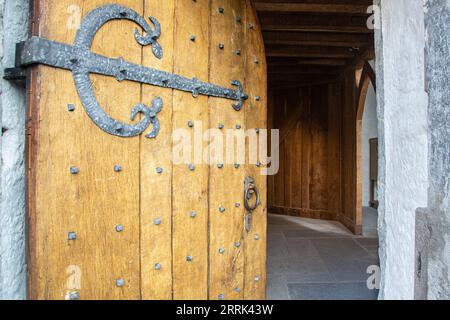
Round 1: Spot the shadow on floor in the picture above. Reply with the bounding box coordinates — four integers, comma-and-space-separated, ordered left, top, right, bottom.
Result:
267, 214, 380, 300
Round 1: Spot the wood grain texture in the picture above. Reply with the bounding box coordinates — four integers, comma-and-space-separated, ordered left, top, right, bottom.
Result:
28, 0, 267, 300
268, 82, 359, 225
29, 0, 143, 300
243, 0, 267, 300
172, 0, 210, 300
208, 0, 247, 300
141, 0, 175, 300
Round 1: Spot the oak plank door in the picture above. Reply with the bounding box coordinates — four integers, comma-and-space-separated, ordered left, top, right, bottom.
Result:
27, 0, 267, 300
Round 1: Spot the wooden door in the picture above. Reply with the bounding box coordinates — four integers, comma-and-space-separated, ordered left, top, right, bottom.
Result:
27, 0, 266, 300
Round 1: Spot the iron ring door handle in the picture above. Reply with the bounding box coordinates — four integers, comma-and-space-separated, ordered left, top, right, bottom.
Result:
244, 176, 261, 212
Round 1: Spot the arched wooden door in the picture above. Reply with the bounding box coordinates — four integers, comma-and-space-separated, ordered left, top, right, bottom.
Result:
27, 0, 267, 300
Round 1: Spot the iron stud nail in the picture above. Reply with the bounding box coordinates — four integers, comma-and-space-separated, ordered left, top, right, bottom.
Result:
234, 242, 241, 248
186, 255, 193, 262
116, 224, 124, 232
69, 57, 78, 64
219, 206, 225, 213
219, 43, 225, 50
256, 128, 260, 134
154, 218, 161, 226
219, 247, 225, 254
188, 164, 196, 171
218, 7, 224, 14
254, 234, 260, 240
218, 294, 225, 300
156, 167, 163, 174
67, 104, 75, 112
68, 232, 77, 241
119, 11, 127, 17
155, 263, 162, 270
236, 16, 242, 23
70, 166, 79, 175
116, 279, 125, 287
256, 161, 262, 167
190, 211, 197, 218
234, 287, 241, 293
249, 23, 255, 30
255, 96, 261, 101
217, 163, 224, 169
235, 50, 241, 56
236, 124, 242, 129
234, 164, 240, 169
254, 276, 260, 282
187, 121, 194, 128
218, 123, 224, 129
114, 165, 122, 172
190, 35, 196, 42
254, 58, 259, 64
235, 203, 241, 208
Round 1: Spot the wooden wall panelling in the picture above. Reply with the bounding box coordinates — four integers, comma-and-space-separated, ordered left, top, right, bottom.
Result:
300, 87, 312, 214
267, 81, 352, 223
267, 89, 275, 208
327, 83, 342, 215
309, 85, 329, 215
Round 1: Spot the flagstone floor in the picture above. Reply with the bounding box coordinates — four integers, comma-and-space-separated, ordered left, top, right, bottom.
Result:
266, 209, 380, 300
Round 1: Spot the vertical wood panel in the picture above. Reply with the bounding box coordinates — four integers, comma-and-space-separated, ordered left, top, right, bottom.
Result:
209, 0, 246, 300
309, 86, 328, 211
141, 0, 175, 300
268, 82, 353, 223
301, 88, 311, 211
29, 0, 143, 300
172, 0, 210, 300
327, 83, 342, 214
244, 0, 267, 299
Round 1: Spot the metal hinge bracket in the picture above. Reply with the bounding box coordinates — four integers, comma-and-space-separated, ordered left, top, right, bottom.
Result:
4, 4, 248, 139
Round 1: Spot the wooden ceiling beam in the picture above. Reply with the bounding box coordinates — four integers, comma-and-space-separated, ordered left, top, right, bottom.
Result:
263, 31, 372, 48
254, 3, 370, 14
259, 13, 372, 33
266, 45, 356, 58
268, 65, 341, 75
268, 73, 337, 82
267, 58, 349, 66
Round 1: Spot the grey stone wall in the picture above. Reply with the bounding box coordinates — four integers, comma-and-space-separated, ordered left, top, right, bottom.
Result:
425, 0, 450, 300
0, 0, 29, 300
375, 0, 428, 299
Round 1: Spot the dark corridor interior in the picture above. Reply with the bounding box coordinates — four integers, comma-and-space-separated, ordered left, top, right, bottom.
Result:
254, 0, 379, 300
254, 0, 375, 234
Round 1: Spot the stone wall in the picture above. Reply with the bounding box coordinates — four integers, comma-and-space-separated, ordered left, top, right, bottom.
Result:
375, 0, 428, 299
0, 0, 29, 300
424, 0, 450, 300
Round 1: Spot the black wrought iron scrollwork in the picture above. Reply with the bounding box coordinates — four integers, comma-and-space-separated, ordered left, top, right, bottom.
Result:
15, 4, 249, 139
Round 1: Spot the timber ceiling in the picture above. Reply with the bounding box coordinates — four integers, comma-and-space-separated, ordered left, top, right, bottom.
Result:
253, 0, 375, 88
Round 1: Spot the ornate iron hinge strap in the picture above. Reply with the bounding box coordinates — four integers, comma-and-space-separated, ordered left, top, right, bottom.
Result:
16, 4, 248, 138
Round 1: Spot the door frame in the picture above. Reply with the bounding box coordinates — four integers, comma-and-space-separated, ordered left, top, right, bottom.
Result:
356, 61, 376, 235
